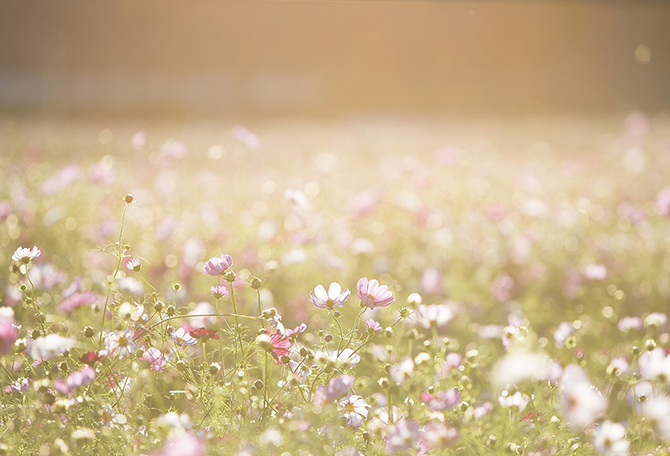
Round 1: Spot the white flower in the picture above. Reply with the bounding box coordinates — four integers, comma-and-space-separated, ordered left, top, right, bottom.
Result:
491, 351, 549, 390
390, 357, 415, 385
12, 246, 41, 263
339, 395, 370, 429
158, 411, 192, 430
188, 302, 217, 329
498, 391, 529, 412
593, 420, 629, 456
640, 395, 670, 440
560, 366, 607, 430
310, 282, 351, 309
126, 258, 142, 272
104, 330, 136, 358
639, 348, 670, 383
117, 302, 144, 321
315, 348, 361, 368
28, 334, 75, 360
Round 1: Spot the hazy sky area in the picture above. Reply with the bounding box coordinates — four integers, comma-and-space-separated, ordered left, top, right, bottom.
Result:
0, 0, 669, 117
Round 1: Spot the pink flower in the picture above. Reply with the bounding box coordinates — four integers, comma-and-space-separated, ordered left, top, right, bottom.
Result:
257, 328, 291, 365
171, 327, 197, 346
142, 347, 166, 372
310, 282, 351, 309
365, 319, 382, 333
161, 432, 205, 456
339, 395, 370, 429
210, 285, 228, 299
0, 317, 18, 356
57, 291, 99, 313
202, 254, 233, 276
583, 264, 607, 281
656, 186, 670, 216
357, 278, 394, 309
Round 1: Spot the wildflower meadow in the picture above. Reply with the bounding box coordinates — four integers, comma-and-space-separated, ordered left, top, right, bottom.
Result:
2, 113, 670, 455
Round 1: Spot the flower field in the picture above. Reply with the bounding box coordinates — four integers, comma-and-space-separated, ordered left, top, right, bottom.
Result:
2, 113, 670, 455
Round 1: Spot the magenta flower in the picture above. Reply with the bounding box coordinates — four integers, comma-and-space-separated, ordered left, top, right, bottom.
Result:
203, 254, 233, 276
310, 282, 351, 309
357, 278, 394, 309
142, 347, 166, 372
258, 328, 291, 365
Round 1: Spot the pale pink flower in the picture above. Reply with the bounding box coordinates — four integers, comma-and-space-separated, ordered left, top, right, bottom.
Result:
420, 267, 443, 295
425, 388, 460, 411
365, 319, 382, 333
0, 317, 18, 356
617, 316, 642, 332
126, 258, 142, 272
357, 278, 394, 309
583, 264, 607, 280
414, 304, 453, 329
210, 285, 228, 299
202, 254, 233, 276
560, 365, 607, 430
498, 391, 529, 412
171, 327, 197, 346
310, 282, 351, 309
385, 419, 420, 454
339, 395, 370, 429
161, 432, 205, 456
421, 423, 458, 449
554, 321, 575, 347
104, 330, 136, 358
57, 291, 98, 313
639, 348, 670, 382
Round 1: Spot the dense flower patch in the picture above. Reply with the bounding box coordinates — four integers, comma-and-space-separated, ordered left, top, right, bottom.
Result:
1, 114, 670, 454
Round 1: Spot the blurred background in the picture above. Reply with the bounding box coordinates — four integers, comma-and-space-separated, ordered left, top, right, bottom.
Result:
1, 0, 669, 118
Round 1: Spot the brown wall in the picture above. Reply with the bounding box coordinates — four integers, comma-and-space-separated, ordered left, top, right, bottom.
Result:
0, 0, 669, 115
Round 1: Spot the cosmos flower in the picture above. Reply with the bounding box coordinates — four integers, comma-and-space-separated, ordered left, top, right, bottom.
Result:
171, 327, 197, 346
210, 285, 228, 299
28, 334, 75, 360
257, 328, 291, 365
189, 328, 219, 341
104, 330, 136, 359
357, 278, 394, 309
0, 317, 18, 356
639, 348, 670, 382
142, 347, 166, 372
126, 258, 142, 272
202, 254, 233, 276
498, 391, 529, 412
339, 395, 370, 429
365, 319, 382, 333
592, 420, 629, 456
12, 246, 41, 264
80, 351, 104, 365
385, 419, 420, 454
310, 282, 351, 309
161, 432, 205, 456
560, 365, 607, 430
414, 304, 453, 329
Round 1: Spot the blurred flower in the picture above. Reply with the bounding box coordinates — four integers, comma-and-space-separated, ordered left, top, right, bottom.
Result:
390, 357, 415, 385
385, 419, 420, 454
583, 264, 607, 281
592, 420, 629, 456
117, 301, 145, 321
640, 395, 670, 440
617, 316, 642, 332
28, 334, 75, 360
639, 348, 670, 382
12, 246, 41, 264
161, 432, 204, 456
357, 278, 394, 309
421, 423, 458, 448
80, 351, 104, 365
554, 322, 575, 347
142, 347, 166, 372
414, 304, 453, 329
188, 302, 217, 329
310, 282, 351, 309
315, 348, 361, 368
420, 267, 443, 295
491, 351, 549, 390
644, 312, 667, 328
189, 328, 219, 341
424, 388, 460, 411
55, 366, 96, 394
57, 291, 99, 313
498, 391, 529, 412
560, 365, 607, 430
233, 125, 261, 150
203, 254, 233, 276
0, 317, 18, 356
171, 327, 197, 346
104, 330, 136, 358
656, 186, 670, 216
339, 395, 370, 429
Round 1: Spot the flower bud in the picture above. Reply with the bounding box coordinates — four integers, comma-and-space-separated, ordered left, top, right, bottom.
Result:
83, 327, 95, 338
209, 363, 221, 375
250, 277, 263, 289
224, 271, 237, 283
123, 194, 134, 204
